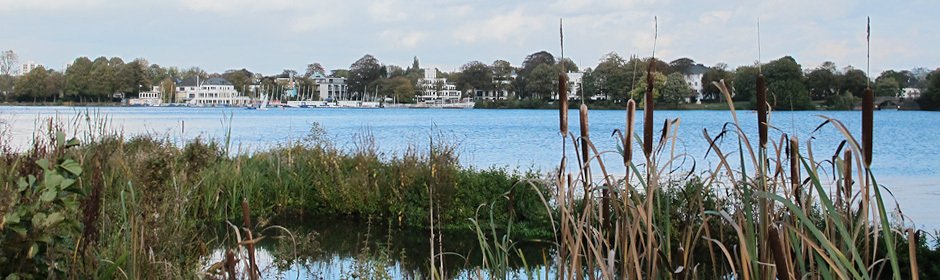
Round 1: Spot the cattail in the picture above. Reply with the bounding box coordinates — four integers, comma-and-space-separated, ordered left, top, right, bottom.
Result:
757, 74, 768, 147
768, 225, 792, 280
579, 104, 591, 189
843, 150, 853, 204
643, 63, 655, 158
790, 136, 801, 206
862, 88, 873, 166
624, 99, 636, 168
559, 74, 569, 135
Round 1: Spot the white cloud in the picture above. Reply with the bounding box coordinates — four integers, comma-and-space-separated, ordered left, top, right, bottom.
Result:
0, 0, 105, 12
454, 9, 547, 44
368, 0, 409, 22
379, 30, 427, 49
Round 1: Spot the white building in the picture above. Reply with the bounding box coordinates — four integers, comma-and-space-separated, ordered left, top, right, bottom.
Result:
129, 85, 164, 106
312, 73, 348, 101
901, 87, 921, 99
19, 61, 42, 76
682, 64, 708, 103
176, 77, 250, 106
416, 68, 462, 104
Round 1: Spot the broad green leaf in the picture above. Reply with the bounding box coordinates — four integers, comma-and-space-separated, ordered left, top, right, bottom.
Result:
60, 159, 82, 176
36, 158, 50, 170
66, 137, 80, 148
40, 189, 57, 202
10, 225, 27, 237
27, 175, 36, 187
17, 177, 28, 192
5, 273, 21, 280
43, 212, 65, 228
44, 173, 64, 190
32, 213, 47, 228
56, 131, 66, 148
59, 178, 76, 189
4, 211, 21, 225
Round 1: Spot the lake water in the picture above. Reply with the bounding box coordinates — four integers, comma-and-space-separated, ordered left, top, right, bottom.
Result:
2, 106, 939, 229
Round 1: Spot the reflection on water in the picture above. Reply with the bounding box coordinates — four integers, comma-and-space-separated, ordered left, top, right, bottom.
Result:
204, 217, 553, 279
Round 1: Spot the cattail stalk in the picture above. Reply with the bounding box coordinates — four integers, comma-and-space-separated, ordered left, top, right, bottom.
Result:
757, 74, 768, 147
580, 104, 591, 189
625, 99, 636, 169
643, 63, 654, 158
843, 150, 853, 207
559, 74, 569, 135
241, 200, 259, 280
862, 88, 873, 166
790, 136, 801, 206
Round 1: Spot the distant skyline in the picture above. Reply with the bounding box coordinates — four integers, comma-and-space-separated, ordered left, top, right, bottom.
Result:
2, 0, 938, 76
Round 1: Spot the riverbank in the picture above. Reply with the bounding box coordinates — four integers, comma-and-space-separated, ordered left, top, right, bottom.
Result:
474, 99, 755, 110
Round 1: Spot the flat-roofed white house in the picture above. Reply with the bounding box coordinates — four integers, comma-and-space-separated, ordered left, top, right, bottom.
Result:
312, 73, 348, 101
682, 64, 708, 103
416, 68, 462, 104
176, 77, 250, 106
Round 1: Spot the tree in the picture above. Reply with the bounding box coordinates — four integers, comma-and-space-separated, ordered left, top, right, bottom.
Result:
592, 52, 629, 100
840, 68, 869, 98
806, 67, 837, 100
1, 50, 18, 76
456, 61, 492, 91
89, 57, 115, 100
527, 64, 557, 100
874, 77, 901, 97
13, 66, 49, 101
305, 63, 326, 78
917, 69, 940, 110
65, 57, 93, 101
668, 58, 695, 75
521, 51, 556, 77
768, 79, 813, 110
627, 71, 666, 101
117, 59, 149, 97
222, 69, 253, 94
491, 60, 514, 98
557, 58, 579, 73
330, 69, 349, 78
732, 65, 759, 102
348, 54, 383, 94
701, 63, 732, 102
381, 76, 415, 103
762, 56, 811, 110
661, 72, 691, 107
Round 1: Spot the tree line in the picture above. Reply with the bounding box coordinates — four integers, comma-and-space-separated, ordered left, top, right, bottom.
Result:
2, 49, 939, 110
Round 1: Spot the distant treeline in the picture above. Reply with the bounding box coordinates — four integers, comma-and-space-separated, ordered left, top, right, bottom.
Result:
2, 49, 940, 110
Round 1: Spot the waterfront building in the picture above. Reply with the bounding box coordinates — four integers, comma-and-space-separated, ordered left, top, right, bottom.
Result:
129, 85, 164, 106
176, 77, 250, 106
312, 73, 348, 101
682, 64, 708, 103
416, 68, 462, 104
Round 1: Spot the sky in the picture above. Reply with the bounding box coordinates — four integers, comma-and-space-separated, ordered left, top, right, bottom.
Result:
2, 0, 937, 76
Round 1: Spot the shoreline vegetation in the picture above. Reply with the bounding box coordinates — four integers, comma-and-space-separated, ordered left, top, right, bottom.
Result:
3, 83, 940, 279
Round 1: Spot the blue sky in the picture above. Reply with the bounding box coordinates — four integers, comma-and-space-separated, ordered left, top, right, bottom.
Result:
2, 0, 937, 76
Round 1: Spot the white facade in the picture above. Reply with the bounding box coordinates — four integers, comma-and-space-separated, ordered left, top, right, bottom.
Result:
683, 65, 708, 103
129, 85, 164, 106
176, 77, 250, 106
19, 61, 42, 76
416, 68, 462, 104
902, 87, 921, 99
312, 74, 348, 101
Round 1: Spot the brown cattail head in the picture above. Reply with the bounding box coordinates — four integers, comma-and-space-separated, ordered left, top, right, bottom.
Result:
843, 149, 853, 203
790, 136, 801, 205
862, 87, 873, 166
757, 74, 768, 147
625, 99, 636, 168
559, 74, 569, 136
579, 104, 590, 166
768, 225, 792, 280
644, 62, 655, 158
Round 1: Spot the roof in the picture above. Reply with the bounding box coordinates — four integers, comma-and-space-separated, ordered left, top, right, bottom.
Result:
687, 64, 708, 75
178, 77, 197, 87
204, 77, 232, 86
